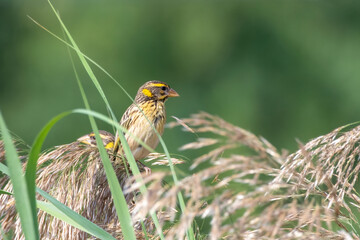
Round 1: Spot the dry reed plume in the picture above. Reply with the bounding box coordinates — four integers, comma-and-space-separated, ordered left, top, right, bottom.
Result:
128, 112, 360, 239
0, 136, 29, 191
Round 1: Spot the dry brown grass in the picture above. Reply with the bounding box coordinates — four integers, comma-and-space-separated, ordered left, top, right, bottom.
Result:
1, 113, 360, 239
128, 112, 360, 239
0, 132, 180, 239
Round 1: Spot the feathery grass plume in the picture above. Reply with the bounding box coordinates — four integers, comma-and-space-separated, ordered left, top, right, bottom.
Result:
130, 112, 359, 239
0, 135, 30, 165
0, 140, 4, 162
0, 131, 152, 239
0, 140, 8, 189
0, 136, 30, 191
273, 124, 360, 235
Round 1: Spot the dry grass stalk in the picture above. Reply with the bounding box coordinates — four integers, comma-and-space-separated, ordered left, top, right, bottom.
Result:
144, 153, 185, 166
130, 112, 360, 239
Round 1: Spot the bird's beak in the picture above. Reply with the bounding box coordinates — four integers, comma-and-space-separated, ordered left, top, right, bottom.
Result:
168, 88, 180, 97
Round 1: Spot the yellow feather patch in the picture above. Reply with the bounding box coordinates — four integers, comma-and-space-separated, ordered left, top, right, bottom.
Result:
80, 140, 91, 145
142, 88, 153, 97
105, 142, 114, 149
149, 83, 167, 87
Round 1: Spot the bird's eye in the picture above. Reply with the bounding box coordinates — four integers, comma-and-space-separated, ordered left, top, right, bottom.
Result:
161, 86, 167, 91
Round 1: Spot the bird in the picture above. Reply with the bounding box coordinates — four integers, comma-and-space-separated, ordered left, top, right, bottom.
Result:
77, 130, 115, 150
112, 80, 179, 169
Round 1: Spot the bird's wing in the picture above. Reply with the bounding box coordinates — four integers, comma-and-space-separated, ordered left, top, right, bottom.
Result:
113, 104, 139, 159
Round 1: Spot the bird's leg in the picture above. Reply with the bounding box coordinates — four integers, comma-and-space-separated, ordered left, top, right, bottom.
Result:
137, 161, 152, 175
112, 134, 120, 162
144, 166, 152, 175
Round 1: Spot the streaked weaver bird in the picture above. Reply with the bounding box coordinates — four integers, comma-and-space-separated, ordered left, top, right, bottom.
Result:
112, 81, 179, 169
77, 130, 115, 150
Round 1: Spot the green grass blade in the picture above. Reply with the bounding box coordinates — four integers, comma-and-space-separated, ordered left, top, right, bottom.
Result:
0, 190, 12, 196
47, 0, 115, 121
36, 189, 116, 240
64, 44, 137, 239
65, 51, 137, 240
0, 113, 39, 240
88, 123, 137, 240
0, 162, 9, 175
25, 111, 71, 234
158, 139, 195, 240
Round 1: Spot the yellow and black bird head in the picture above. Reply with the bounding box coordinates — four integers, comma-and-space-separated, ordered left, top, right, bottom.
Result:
135, 80, 179, 103
77, 130, 115, 150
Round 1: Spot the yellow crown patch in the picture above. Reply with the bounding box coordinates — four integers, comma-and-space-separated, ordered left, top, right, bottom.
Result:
149, 83, 167, 87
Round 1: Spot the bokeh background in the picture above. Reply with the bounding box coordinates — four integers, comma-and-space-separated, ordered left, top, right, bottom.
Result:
1, 1, 360, 157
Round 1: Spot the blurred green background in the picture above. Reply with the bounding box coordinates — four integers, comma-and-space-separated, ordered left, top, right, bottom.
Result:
1, 1, 360, 155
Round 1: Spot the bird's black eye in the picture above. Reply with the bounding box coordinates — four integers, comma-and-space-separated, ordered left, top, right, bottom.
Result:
161, 86, 167, 91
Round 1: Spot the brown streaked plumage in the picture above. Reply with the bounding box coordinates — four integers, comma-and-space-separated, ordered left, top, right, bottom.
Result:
113, 80, 179, 163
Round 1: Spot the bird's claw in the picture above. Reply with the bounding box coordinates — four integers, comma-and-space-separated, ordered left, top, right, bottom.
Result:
144, 166, 152, 175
